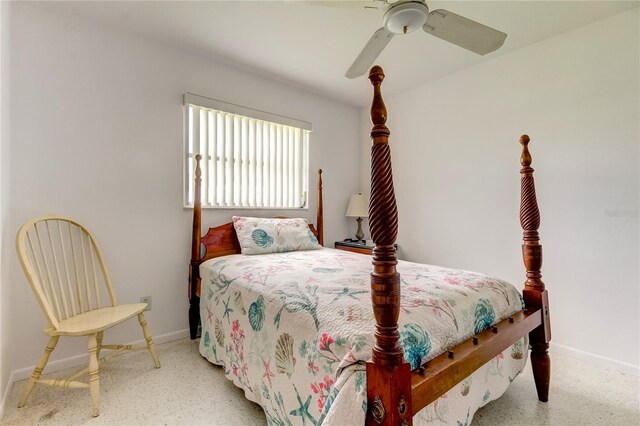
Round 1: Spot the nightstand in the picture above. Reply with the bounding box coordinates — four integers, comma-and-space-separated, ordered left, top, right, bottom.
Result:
334, 240, 374, 255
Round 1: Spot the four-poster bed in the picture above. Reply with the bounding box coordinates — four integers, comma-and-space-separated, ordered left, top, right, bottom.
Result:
187, 65, 551, 425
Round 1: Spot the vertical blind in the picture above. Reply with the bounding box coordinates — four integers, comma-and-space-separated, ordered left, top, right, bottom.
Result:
184, 94, 311, 209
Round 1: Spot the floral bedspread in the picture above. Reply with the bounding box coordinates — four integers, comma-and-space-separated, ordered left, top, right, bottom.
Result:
199, 248, 527, 425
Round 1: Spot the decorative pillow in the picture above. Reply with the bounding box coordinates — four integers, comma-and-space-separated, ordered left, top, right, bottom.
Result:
232, 216, 322, 255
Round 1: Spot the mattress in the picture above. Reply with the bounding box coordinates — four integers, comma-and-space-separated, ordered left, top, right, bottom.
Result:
199, 248, 528, 425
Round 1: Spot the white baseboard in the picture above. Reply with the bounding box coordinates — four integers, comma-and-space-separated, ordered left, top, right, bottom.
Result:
550, 342, 639, 376
0, 370, 15, 421
0, 328, 189, 420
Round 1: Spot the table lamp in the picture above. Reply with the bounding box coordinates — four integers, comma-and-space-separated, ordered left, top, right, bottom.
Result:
346, 193, 369, 243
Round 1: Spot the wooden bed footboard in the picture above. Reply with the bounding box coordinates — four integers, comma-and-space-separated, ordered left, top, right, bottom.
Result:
364, 67, 551, 425
188, 157, 325, 339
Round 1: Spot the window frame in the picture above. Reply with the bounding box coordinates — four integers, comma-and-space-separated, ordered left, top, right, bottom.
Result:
183, 93, 312, 210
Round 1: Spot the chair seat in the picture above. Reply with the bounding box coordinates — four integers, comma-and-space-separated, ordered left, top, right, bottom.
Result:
46, 303, 147, 336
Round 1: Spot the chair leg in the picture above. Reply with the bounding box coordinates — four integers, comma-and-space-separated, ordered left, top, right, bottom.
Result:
96, 331, 104, 361
18, 335, 60, 408
138, 313, 160, 368
88, 334, 100, 417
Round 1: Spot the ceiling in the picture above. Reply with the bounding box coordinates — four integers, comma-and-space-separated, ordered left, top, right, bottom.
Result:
32, 0, 639, 107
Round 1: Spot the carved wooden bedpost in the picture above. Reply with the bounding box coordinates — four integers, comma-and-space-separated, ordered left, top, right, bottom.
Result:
317, 169, 324, 246
366, 66, 413, 426
188, 154, 203, 339
519, 135, 551, 401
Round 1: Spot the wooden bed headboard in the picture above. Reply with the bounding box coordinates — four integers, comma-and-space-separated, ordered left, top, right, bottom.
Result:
187, 155, 324, 338
197, 220, 322, 263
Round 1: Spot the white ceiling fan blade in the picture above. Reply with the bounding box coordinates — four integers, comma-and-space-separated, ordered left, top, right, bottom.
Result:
346, 27, 394, 79
423, 9, 507, 55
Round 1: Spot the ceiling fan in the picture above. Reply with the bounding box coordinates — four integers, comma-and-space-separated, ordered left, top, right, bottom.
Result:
344, 0, 507, 79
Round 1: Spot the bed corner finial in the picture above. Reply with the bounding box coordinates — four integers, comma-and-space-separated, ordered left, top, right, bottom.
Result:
368, 66, 389, 141
520, 134, 532, 167
195, 154, 203, 181
368, 65, 385, 85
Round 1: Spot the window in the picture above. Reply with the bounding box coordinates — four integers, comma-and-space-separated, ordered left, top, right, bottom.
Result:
184, 93, 312, 209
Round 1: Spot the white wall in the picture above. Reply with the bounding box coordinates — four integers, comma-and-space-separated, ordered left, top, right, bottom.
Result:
3, 4, 637, 414
359, 8, 639, 370
3, 1, 361, 396
0, 0, 12, 418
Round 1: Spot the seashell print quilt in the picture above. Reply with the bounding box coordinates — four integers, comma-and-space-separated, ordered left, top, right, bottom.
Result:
199, 248, 528, 425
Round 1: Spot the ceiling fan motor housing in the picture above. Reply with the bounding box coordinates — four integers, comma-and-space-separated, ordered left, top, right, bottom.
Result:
383, 0, 429, 34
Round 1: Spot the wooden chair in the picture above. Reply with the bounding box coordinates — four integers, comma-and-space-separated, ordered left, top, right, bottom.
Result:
15, 215, 161, 417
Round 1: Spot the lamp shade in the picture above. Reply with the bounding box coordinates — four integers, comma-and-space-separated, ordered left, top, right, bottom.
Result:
346, 193, 369, 218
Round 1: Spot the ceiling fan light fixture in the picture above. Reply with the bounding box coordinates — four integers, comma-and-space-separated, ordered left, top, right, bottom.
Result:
345, 0, 507, 79
383, 1, 429, 34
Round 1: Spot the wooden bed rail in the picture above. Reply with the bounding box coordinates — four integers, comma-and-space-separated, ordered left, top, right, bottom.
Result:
364, 67, 551, 425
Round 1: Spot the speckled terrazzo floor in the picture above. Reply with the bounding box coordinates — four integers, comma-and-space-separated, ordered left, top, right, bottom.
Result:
1, 338, 638, 425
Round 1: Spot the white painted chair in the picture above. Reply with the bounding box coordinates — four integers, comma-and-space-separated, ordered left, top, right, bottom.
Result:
15, 215, 161, 417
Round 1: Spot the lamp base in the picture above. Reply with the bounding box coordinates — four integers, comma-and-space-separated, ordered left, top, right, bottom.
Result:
354, 217, 365, 242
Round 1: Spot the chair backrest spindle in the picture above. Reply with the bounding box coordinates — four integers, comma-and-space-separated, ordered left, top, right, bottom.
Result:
89, 237, 101, 309
45, 220, 71, 319
34, 224, 63, 320
57, 221, 77, 317
79, 231, 93, 311
67, 222, 84, 313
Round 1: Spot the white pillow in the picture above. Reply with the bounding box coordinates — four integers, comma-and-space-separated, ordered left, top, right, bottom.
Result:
232, 216, 322, 255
